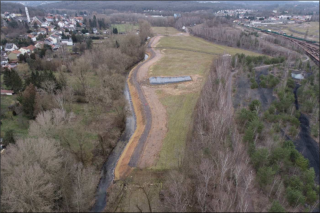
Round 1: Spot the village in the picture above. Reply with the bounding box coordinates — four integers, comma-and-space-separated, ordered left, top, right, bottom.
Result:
0, 7, 114, 72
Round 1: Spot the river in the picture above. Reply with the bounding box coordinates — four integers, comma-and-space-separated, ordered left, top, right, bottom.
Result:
91, 54, 148, 212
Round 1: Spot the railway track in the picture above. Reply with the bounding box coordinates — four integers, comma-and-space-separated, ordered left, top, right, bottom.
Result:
264, 32, 319, 66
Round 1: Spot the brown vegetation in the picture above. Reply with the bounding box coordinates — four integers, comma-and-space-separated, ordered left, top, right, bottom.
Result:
161, 56, 270, 212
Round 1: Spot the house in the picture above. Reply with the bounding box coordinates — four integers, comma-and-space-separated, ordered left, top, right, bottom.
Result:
41, 21, 50, 27
28, 34, 37, 42
31, 16, 43, 27
93, 28, 98, 34
49, 35, 59, 44
45, 16, 54, 22
35, 41, 44, 49
25, 45, 36, 53
52, 44, 60, 50
8, 50, 21, 61
74, 17, 83, 23
48, 25, 56, 32
1, 90, 14, 96
5, 43, 18, 52
61, 38, 73, 46
44, 38, 53, 45
38, 28, 47, 35
58, 21, 65, 28
18, 47, 30, 55
1, 57, 8, 66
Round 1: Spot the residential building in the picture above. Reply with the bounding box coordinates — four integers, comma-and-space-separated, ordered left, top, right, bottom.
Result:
5, 43, 18, 52
1, 90, 14, 96
58, 21, 65, 28
18, 47, 30, 55
8, 50, 21, 61
25, 45, 36, 53
31, 16, 43, 27
28, 34, 37, 42
61, 38, 73, 46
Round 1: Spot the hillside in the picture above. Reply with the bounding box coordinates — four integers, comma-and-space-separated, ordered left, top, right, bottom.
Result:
0, 2, 46, 17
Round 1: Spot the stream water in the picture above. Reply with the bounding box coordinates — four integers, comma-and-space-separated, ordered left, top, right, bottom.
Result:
91, 54, 148, 212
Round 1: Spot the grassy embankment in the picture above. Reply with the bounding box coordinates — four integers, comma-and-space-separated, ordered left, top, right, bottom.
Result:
107, 27, 266, 212
152, 26, 180, 35
149, 29, 263, 169
111, 24, 139, 33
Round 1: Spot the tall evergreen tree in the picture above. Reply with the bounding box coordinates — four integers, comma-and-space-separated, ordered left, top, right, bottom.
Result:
21, 83, 36, 119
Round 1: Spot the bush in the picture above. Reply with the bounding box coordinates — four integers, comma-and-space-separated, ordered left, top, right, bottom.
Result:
295, 155, 309, 171
251, 148, 269, 169
286, 187, 306, 206
243, 127, 255, 143
287, 78, 296, 89
251, 81, 259, 89
269, 105, 276, 114
237, 108, 257, 125
270, 146, 289, 164
3, 130, 15, 146
306, 190, 317, 204
257, 166, 276, 188
289, 126, 298, 137
249, 100, 261, 111
269, 200, 286, 212
286, 175, 303, 191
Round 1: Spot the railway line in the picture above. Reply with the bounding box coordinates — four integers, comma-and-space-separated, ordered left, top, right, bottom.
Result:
274, 34, 319, 66
241, 24, 320, 66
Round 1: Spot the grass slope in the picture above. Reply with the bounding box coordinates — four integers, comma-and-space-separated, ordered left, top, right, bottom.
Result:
151, 35, 263, 169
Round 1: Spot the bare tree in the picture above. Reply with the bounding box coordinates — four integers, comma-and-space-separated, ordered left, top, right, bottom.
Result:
1, 137, 64, 212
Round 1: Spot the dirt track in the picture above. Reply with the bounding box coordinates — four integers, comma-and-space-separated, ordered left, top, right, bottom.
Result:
114, 36, 167, 179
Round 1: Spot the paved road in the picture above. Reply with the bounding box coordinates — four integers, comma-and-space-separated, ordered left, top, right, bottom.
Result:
128, 37, 157, 166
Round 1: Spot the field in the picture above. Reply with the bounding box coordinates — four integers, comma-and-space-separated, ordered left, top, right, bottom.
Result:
0, 95, 29, 139
111, 24, 139, 33
147, 30, 263, 169
151, 27, 180, 36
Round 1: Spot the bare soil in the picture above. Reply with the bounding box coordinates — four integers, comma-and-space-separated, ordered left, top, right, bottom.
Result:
138, 86, 167, 168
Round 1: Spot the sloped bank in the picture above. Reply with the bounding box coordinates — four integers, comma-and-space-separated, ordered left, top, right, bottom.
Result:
91, 54, 149, 212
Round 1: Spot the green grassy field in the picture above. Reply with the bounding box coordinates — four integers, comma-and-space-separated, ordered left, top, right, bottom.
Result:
0, 95, 29, 139
151, 27, 180, 36
157, 36, 263, 56
150, 35, 264, 169
111, 24, 139, 33
150, 49, 214, 77
154, 92, 198, 169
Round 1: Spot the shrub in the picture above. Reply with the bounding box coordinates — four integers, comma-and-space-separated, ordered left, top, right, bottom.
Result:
251, 81, 259, 89
306, 190, 317, 204
287, 78, 296, 89
257, 166, 276, 188
243, 127, 255, 143
289, 126, 298, 137
3, 130, 15, 146
286, 187, 306, 206
295, 155, 309, 171
269, 200, 286, 212
249, 100, 261, 112
251, 148, 269, 169
269, 105, 276, 114
270, 146, 289, 164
